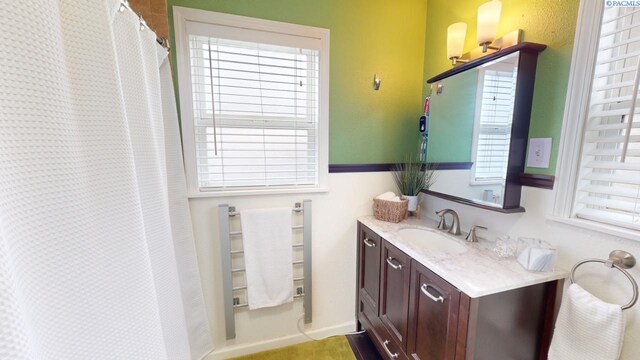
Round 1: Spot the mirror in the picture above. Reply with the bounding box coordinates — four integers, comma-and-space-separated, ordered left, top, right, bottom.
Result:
424, 43, 546, 212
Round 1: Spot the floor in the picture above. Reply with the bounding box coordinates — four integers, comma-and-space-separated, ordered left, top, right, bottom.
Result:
228, 333, 381, 360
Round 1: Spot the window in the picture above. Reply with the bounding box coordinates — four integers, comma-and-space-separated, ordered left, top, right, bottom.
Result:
174, 9, 329, 196
471, 68, 517, 183
555, 1, 640, 236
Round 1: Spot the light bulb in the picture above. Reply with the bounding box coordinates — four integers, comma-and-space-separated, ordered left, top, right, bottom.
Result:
477, 0, 502, 47
447, 22, 467, 60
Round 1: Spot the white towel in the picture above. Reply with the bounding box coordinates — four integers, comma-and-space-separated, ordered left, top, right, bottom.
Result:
548, 284, 625, 360
376, 192, 396, 200
240, 208, 293, 310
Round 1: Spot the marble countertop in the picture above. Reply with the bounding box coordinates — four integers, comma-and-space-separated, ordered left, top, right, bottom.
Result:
358, 216, 568, 298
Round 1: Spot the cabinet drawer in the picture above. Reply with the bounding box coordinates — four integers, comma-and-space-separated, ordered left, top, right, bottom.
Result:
407, 260, 461, 360
364, 310, 409, 360
379, 240, 411, 349
358, 223, 382, 311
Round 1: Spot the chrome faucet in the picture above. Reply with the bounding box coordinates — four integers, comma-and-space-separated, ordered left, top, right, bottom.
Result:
435, 209, 462, 235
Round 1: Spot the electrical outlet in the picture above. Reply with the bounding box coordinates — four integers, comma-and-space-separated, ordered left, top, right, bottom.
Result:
526, 138, 552, 168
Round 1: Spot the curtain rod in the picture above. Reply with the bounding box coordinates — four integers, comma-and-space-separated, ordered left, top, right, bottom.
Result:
118, 0, 170, 51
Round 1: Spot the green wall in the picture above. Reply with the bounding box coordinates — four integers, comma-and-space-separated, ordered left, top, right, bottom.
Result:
422, 0, 580, 175
168, 0, 428, 164
168, 0, 580, 173
427, 69, 478, 162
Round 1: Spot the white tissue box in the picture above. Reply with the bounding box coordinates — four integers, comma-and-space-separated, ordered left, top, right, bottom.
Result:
516, 239, 556, 272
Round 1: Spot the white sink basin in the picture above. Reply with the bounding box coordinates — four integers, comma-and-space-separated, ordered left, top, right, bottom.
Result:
397, 228, 468, 254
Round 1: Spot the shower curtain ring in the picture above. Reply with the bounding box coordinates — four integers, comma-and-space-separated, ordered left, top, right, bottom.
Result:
118, 0, 129, 13
139, 15, 146, 31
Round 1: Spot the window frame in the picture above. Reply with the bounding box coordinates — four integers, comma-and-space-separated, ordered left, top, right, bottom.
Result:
552, 0, 640, 241
173, 7, 330, 197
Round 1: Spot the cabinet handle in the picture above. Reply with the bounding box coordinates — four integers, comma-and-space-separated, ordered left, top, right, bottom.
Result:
386, 257, 403, 270
382, 340, 399, 359
421, 283, 444, 303
363, 238, 376, 248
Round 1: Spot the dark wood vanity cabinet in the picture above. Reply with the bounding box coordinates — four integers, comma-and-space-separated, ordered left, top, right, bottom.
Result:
356, 221, 563, 360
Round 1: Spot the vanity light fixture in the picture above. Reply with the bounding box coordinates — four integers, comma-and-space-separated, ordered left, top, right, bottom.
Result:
446, 0, 521, 67
447, 22, 469, 66
477, 0, 502, 53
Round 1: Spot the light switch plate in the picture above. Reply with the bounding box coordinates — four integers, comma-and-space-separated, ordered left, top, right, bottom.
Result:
526, 138, 552, 168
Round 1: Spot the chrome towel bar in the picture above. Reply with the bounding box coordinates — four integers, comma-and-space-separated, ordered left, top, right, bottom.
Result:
218, 200, 312, 340
229, 225, 304, 236
227, 202, 304, 217
570, 250, 638, 310
230, 243, 304, 255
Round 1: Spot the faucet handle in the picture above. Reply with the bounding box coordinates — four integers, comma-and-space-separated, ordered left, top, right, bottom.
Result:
465, 225, 487, 242
435, 209, 452, 216
435, 210, 448, 230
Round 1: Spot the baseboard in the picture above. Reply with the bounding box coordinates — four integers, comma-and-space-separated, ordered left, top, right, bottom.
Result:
203, 321, 357, 360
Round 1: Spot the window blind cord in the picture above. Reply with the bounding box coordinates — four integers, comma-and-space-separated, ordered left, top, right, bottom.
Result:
207, 39, 218, 155
619, 51, 640, 162
620, 9, 638, 162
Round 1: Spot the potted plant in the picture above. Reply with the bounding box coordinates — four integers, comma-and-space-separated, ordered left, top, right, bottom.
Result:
392, 156, 437, 212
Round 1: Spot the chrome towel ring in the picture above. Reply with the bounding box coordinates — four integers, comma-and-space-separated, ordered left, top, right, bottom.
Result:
570, 250, 638, 310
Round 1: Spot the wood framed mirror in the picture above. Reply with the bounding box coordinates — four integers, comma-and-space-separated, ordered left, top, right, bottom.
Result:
423, 42, 546, 213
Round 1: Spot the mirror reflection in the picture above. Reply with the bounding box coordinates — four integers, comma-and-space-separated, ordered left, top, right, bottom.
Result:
427, 52, 519, 208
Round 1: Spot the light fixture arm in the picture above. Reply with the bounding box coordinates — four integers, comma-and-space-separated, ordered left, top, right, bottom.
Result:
450, 57, 469, 66
448, 29, 522, 67
481, 42, 501, 53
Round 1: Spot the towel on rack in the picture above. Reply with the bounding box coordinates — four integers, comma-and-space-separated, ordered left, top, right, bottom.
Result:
548, 283, 625, 360
240, 207, 293, 310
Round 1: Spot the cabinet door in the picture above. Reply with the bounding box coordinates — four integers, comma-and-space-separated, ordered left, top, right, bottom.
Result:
407, 260, 461, 360
379, 240, 411, 349
357, 223, 382, 312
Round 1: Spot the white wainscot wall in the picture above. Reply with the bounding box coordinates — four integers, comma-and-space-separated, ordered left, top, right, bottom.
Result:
422, 186, 640, 359
189, 172, 396, 359
189, 170, 640, 359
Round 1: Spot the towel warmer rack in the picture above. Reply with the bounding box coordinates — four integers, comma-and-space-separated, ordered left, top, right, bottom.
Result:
218, 200, 312, 340
570, 250, 638, 310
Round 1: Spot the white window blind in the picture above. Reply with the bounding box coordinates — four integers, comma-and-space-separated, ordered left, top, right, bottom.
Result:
187, 33, 320, 190
473, 68, 517, 181
575, 5, 640, 230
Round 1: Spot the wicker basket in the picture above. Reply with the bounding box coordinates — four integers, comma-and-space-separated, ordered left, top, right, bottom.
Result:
373, 198, 408, 223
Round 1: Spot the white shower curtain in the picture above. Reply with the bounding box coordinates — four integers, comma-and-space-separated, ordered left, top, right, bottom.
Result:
0, 1, 212, 359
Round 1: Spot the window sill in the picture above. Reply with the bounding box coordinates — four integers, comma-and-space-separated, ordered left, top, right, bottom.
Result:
547, 216, 640, 242
469, 180, 505, 186
188, 186, 329, 199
